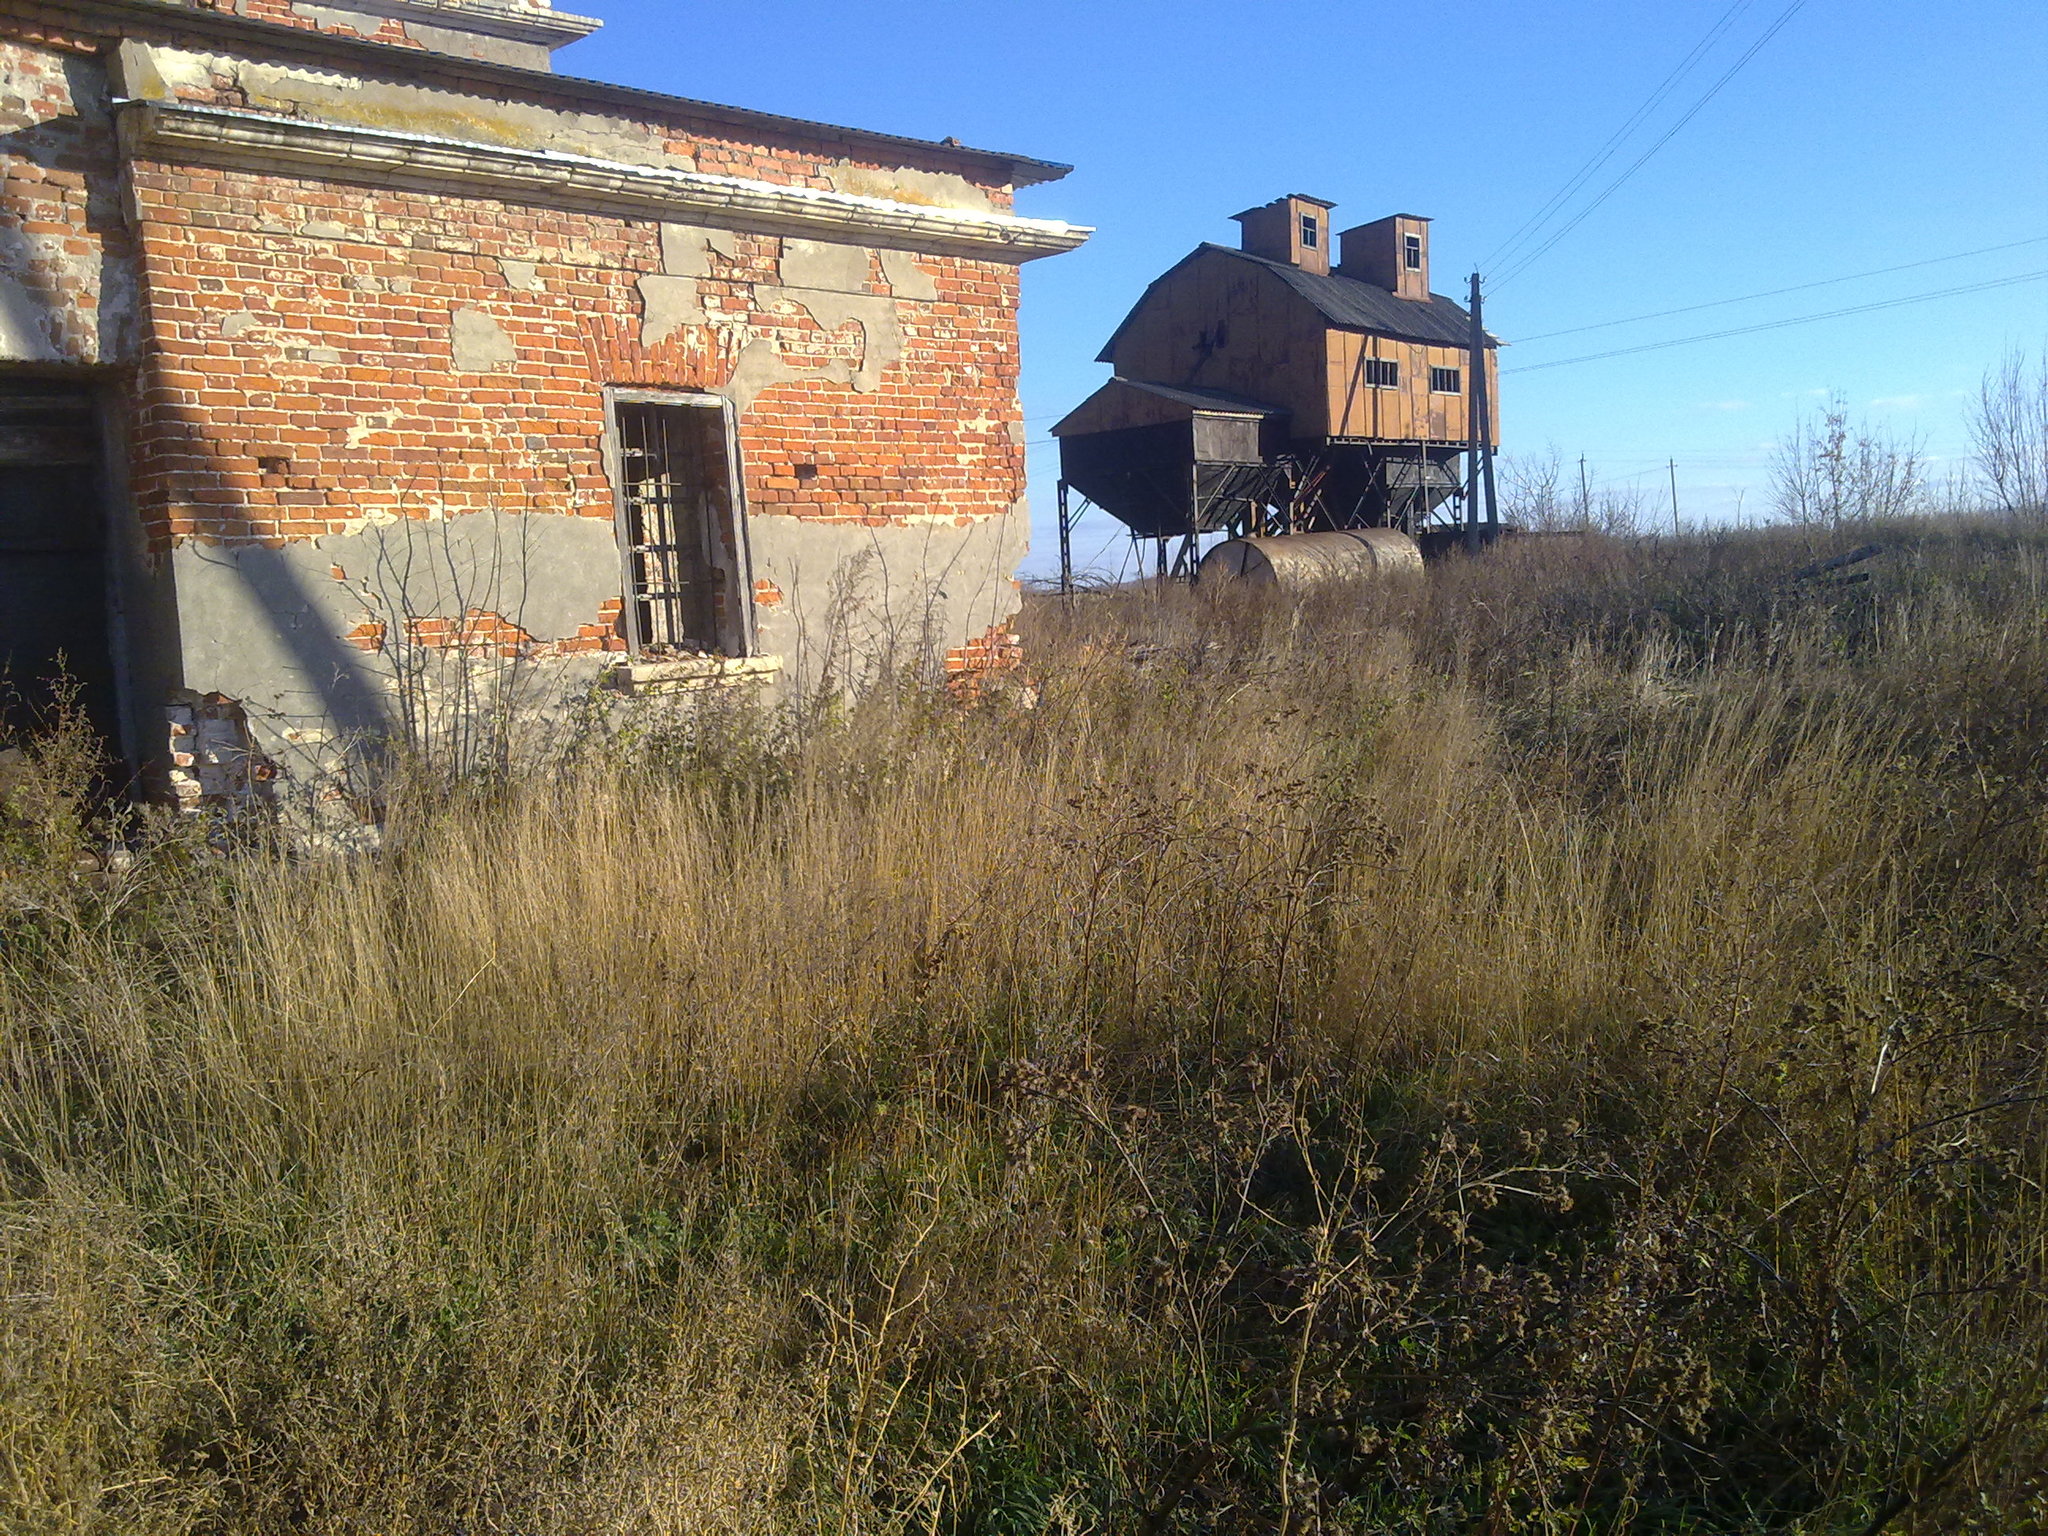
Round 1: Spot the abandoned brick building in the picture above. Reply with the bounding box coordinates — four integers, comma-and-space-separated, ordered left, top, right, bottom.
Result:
0, 0, 1086, 818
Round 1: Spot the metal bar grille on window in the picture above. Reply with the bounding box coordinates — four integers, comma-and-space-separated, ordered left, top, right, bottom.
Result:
617, 403, 723, 653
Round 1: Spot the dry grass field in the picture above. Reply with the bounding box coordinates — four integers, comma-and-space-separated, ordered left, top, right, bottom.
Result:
4, 517, 2047, 1533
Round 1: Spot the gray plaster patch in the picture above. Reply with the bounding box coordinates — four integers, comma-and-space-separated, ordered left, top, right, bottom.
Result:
300, 220, 351, 240
879, 249, 939, 302
660, 225, 716, 278
171, 513, 622, 806
450, 307, 517, 372
714, 337, 853, 418
745, 506, 1028, 697
328, 512, 622, 642
637, 274, 707, 348
218, 310, 263, 338
779, 238, 872, 294
784, 290, 900, 393
500, 259, 542, 292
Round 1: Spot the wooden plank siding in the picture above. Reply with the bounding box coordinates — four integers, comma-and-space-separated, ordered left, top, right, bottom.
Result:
1105, 259, 1331, 436
1326, 335, 1497, 445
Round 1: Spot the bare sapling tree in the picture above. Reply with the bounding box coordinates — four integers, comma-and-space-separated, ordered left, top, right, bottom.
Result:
1770, 392, 1923, 528
1503, 447, 1644, 535
1502, 448, 1569, 530
1971, 346, 2048, 517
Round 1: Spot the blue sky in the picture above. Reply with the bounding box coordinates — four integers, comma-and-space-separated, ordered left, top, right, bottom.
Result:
565, 1, 2048, 573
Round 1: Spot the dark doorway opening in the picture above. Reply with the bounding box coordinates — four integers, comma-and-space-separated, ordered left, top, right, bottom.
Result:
0, 381, 119, 748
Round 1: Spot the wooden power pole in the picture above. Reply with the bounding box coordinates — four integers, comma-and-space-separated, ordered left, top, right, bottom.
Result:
1466, 272, 1497, 551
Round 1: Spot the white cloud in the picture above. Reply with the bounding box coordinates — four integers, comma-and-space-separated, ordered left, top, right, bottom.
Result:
1699, 399, 1751, 412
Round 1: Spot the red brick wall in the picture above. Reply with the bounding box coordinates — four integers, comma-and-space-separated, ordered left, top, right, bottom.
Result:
0, 32, 137, 365
123, 157, 1026, 561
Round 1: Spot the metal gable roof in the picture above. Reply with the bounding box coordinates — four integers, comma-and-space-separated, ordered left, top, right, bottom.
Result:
1107, 380, 1289, 416
1203, 245, 1492, 347
1096, 244, 1497, 361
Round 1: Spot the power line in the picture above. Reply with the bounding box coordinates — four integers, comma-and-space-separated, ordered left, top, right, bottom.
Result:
1503, 266, 2048, 374
1483, 0, 1758, 275
1494, 0, 1815, 290
1511, 233, 2048, 344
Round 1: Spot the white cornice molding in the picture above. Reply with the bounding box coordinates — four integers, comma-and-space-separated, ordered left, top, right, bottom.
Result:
118, 101, 1093, 264
295, 0, 604, 47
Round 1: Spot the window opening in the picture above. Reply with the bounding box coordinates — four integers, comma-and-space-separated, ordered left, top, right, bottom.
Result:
612, 398, 742, 655
1363, 357, 1400, 389
1403, 233, 1423, 270
1299, 215, 1320, 250
1430, 365, 1462, 394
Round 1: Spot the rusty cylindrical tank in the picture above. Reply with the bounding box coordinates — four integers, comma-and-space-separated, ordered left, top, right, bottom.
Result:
1197, 528, 1425, 590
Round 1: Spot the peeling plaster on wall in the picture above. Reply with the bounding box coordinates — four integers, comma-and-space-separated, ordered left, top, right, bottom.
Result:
878, 249, 938, 302
745, 503, 1027, 697
499, 258, 542, 292
781, 289, 898, 394
778, 237, 872, 294
637, 273, 708, 348
130, 44, 683, 168
827, 163, 996, 214
0, 49, 136, 365
170, 511, 621, 794
659, 223, 737, 278
642, 226, 753, 346
178, 510, 620, 650
218, 309, 264, 337
713, 336, 853, 417
450, 307, 517, 371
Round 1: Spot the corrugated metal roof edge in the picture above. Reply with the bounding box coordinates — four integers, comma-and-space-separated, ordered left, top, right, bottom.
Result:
48, 0, 1073, 188
1051, 378, 1291, 435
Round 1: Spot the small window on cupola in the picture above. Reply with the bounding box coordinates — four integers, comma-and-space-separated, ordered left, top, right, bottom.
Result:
1404, 233, 1423, 271
1300, 214, 1320, 250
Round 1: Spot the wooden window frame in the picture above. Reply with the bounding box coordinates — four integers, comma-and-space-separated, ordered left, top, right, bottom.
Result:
1299, 214, 1320, 250
1403, 233, 1423, 271
1364, 357, 1400, 390
1429, 365, 1462, 395
602, 387, 757, 659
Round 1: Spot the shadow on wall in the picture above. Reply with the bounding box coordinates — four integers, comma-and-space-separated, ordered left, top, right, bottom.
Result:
145, 394, 624, 828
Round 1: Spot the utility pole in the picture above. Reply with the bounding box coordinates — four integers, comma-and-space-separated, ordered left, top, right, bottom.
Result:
1057, 480, 1073, 597
1578, 455, 1591, 523
1466, 271, 1495, 552
1667, 459, 1680, 539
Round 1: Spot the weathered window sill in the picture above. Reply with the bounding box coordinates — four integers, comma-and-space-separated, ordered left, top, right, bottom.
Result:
601, 655, 784, 696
